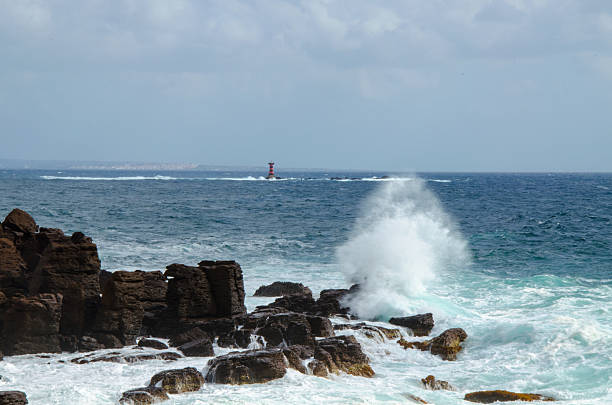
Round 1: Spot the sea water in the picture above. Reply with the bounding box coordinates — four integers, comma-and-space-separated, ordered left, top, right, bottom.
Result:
0, 170, 610, 404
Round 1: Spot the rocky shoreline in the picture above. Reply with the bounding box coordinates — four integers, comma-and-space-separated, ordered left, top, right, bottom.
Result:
0, 209, 555, 404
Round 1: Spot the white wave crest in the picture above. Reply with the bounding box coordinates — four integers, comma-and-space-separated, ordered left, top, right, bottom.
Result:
41, 175, 179, 181
336, 177, 470, 320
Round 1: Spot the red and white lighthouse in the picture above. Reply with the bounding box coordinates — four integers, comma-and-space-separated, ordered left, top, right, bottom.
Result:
266, 162, 275, 179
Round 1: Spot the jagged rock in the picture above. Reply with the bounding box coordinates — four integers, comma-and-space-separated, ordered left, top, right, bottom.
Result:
421, 375, 455, 391
398, 338, 431, 351
389, 313, 434, 336
23, 227, 101, 337
282, 347, 307, 373
256, 292, 316, 314
0, 391, 28, 405
71, 351, 181, 364
198, 260, 246, 317
138, 271, 167, 336
334, 323, 400, 341
430, 328, 467, 361
138, 339, 168, 350
2, 209, 37, 235
0, 238, 27, 297
78, 336, 105, 352
177, 337, 214, 357
1, 293, 63, 355
253, 281, 312, 297
253, 312, 315, 348
98, 270, 113, 292
217, 328, 254, 349
149, 367, 204, 394
315, 335, 374, 377
119, 386, 169, 404
168, 327, 210, 347
93, 271, 144, 346
305, 315, 334, 337
205, 349, 288, 384
314, 284, 360, 316
308, 360, 328, 377
464, 390, 555, 403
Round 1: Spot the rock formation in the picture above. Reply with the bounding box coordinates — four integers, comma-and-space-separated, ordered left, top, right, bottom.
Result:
464, 390, 555, 403
253, 281, 312, 297
389, 313, 434, 336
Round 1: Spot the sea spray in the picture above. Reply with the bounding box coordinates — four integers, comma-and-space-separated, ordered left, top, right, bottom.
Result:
336, 177, 470, 320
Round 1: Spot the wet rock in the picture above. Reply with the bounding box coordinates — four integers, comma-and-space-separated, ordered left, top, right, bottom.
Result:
149, 367, 204, 394
0, 391, 28, 405
421, 375, 455, 391
93, 271, 144, 346
78, 336, 105, 352
314, 284, 360, 317
119, 386, 168, 404
253, 281, 312, 297
253, 312, 315, 348
401, 393, 429, 404
389, 313, 434, 336
2, 209, 37, 235
255, 292, 316, 315
305, 315, 334, 337
168, 327, 209, 348
398, 338, 431, 351
138, 339, 168, 350
205, 349, 288, 384
0, 238, 27, 297
334, 323, 400, 341
315, 335, 374, 377
464, 390, 555, 403
1, 293, 63, 355
177, 337, 214, 357
308, 359, 328, 377
430, 328, 467, 361
71, 351, 181, 364
282, 347, 307, 373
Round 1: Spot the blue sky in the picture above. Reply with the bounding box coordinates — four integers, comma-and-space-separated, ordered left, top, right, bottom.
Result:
1, 0, 611, 171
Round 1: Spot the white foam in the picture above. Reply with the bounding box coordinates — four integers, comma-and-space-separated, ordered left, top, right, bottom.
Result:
336, 177, 470, 320
41, 175, 179, 181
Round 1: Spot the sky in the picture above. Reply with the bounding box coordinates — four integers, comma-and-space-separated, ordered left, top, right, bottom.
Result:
1, 0, 611, 171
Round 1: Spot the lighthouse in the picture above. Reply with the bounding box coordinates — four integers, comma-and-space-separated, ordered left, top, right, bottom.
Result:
266, 162, 276, 179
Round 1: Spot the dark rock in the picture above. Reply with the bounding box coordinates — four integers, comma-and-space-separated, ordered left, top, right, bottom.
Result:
138, 271, 167, 336
314, 284, 360, 316
255, 292, 316, 314
78, 336, 105, 352
168, 327, 209, 348
98, 270, 113, 292
305, 315, 334, 337
253, 312, 315, 348
315, 335, 374, 377
2, 209, 37, 235
71, 351, 181, 364
398, 337, 431, 351
253, 281, 312, 297
205, 349, 288, 384
0, 391, 28, 405
0, 238, 27, 297
177, 337, 214, 357
138, 339, 168, 350
430, 328, 467, 361
149, 367, 204, 394
23, 228, 101, 337
119, 386, 169, 404
93, 271, 144, 346
389, 313, 434, 336
1, 293, 63, 355
198, 260, 246, 317
421, 375, 455, 391
464, 390, 555, 403
286, 344, 314, 359
282, 347, 307, 373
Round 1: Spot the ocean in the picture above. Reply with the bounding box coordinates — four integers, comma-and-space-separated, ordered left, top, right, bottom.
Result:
0, 170, 610, 404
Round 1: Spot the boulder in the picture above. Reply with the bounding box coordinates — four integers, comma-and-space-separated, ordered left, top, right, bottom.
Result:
464, 390, 555, 403
93, 271, 145, 346
1, 293, 63, 355
138, 339, 168, 350
398, 338, 431, 351
307, 360, 328, 377
119, 386, 169, 404
177, 337, 214, 357
168, 327, 210, 348
315, 335, 374, 377
334, 323, 400, 341
389, 313, 434, 336
198, 260, 246, 317
149, 367, 204, 394
421, 375, 455, 391
2, 209, 37, 235
305, 315, 334, 337
253, 312, 315, 348
314, 284, 360, 317
430, 328, 467, 361
253, 281, 312, 297
164, 264, 217, 320
205, 349, 288, 384
0, 391, 28, 405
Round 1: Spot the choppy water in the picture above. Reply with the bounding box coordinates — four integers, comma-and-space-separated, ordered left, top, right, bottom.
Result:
1, 170, 610, 404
